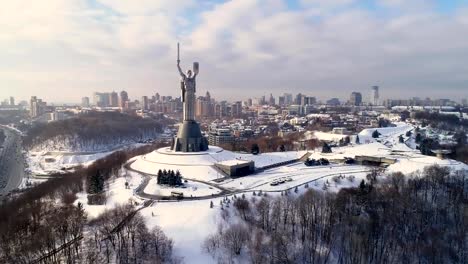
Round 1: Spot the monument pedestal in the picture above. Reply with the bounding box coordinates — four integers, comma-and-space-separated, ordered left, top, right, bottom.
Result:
172, 120, 209, 152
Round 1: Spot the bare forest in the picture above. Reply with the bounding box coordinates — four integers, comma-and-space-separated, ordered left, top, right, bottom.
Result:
0, 142, 176, 263
23, 112, 164, 151
204, 166, 468, 264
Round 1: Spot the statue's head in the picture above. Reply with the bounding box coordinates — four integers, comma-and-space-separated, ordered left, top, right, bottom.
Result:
186, 69, 192, 77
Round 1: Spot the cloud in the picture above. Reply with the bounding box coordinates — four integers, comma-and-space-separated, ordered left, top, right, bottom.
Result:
0, 0, 467, 103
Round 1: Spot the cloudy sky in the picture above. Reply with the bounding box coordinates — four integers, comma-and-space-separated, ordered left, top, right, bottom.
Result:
1, 0, 468, 103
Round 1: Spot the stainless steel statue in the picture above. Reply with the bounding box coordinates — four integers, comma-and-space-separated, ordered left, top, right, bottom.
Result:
177, 42, 199, 121
172, 43, 209, 152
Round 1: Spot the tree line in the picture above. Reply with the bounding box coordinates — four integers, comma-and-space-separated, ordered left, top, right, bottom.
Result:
0, 142, 175, 263
157, 169, 183, 186
204, 165, 468, 263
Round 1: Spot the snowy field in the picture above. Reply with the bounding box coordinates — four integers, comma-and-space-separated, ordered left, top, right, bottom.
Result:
130, 146, 306, 181
218, 164, 371, 191
358, 122, 413, 145
75, 171, 144, 219
28, 151, 112, 175
27, 143, 146, 176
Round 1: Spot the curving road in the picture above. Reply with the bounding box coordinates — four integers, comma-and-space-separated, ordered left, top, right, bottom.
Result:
0, 125, 25, 197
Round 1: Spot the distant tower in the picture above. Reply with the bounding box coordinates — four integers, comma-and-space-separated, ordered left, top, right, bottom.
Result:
81, 97, 90, 107
269, 93, 275, 105
350, 92, 362, 106
109, 91, 119, 107
9, 97, 15, 106
371, 86, 379, 105
141, 96, 149, 110
120, 91, 129, 108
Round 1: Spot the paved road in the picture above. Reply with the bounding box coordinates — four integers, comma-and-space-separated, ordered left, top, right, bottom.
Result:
0, 125, 25, 197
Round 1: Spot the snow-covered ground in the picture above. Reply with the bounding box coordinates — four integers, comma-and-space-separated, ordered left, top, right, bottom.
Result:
28, 151, 113, 175
218, 163, 371, 191
128, 171, 373, 263
130, 146, 306, 181
33, 121, 466, 264
27, 143, 147, 176
358, 122, 413, 145
306, 131, 349, 142
75, 171, 144, 219
144, 178, 222, 197
387, 154, 467, 175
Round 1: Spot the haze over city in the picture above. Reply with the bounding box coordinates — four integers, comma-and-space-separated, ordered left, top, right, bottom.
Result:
2, 0, 468, 103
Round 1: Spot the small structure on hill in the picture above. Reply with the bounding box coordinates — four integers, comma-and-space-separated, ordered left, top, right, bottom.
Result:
355, 155, 397, 166
431, 149, 452, 160
215, 159, 255, 177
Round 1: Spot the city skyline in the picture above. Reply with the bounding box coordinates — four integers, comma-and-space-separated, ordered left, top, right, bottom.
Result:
2, 0, 468, 102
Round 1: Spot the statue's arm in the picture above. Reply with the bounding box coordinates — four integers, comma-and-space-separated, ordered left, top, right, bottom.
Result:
177, 63, 186, 78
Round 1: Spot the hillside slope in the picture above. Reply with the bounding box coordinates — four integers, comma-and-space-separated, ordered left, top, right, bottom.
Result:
24, 112, 164, 152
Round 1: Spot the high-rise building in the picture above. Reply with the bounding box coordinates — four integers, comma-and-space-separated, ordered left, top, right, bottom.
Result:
302, 96, 316, 105
9, 97, 14, 106
81, 97, 90, 107
141, 96, 149, 110
93, 92, 110, 107
269, 94, 275, 106
30, 96, 46, 118
295, 93, 303, 105
371, 86, 379, 105
231, 101, 242, 117
109, 91, 119, 107
350, 92, 362, 106
284, 93, 293, 105
120, 91, 129, 108
155, 93, 160, 102
278, 96, 285, 106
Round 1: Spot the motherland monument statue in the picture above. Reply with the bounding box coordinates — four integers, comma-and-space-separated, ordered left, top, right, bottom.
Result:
172, 43, 209, 152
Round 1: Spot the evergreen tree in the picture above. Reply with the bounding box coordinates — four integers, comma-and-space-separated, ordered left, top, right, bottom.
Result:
87, 169, 104, 194
344, 136, 350, 145
415, 133, 422, 144
359, 179, 366, 191
322, 142, 332, 153
355, 135, 360, 144
372, 130, 380, 138
399, 135, 404, 143
251, 143, 260, 155
157, 169, 163, 184
279, 144, 286, 152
